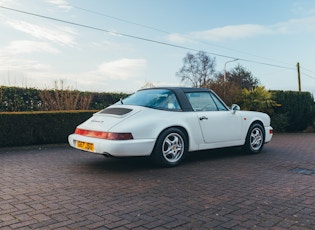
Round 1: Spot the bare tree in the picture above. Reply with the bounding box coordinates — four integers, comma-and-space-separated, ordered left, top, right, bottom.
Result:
141, 82, 155, 89
176, 51, 216, 87
39, 80, 93, 110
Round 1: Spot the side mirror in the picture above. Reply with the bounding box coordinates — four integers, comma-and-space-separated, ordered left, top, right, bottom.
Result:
231, 104, 240, 114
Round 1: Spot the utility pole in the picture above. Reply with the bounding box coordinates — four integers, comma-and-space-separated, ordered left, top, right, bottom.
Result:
224, 59, 239, 82
297, 62, 301, 92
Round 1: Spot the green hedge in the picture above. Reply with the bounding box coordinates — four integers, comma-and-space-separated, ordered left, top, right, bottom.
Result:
1, 87, 314, 148
0, 111, 96, 147
271, 91, 315, 132
90, 92, 127, 110
0, 86, 128, 112
0, 87, 41, 112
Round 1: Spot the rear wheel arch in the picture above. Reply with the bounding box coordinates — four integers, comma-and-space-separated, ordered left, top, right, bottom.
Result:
151, 126, 189, 167
157, 126, 189, 148
173, 126, 189, 143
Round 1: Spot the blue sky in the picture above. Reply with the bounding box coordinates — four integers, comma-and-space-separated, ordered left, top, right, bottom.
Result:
0, 0, 315, 95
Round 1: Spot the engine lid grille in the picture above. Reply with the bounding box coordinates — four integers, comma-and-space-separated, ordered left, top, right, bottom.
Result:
100, 108, 133, 115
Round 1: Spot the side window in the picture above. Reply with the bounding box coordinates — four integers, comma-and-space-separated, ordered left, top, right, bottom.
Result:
210, 93, 228, 111
186, 92, 218, 111
152, 91, 181, 110
121, 89, 181, 111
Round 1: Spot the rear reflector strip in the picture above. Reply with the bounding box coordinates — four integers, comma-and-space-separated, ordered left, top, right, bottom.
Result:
75, 128, 133, 140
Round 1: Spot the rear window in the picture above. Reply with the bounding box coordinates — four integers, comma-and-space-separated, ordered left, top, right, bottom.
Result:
119, 89, 181, 111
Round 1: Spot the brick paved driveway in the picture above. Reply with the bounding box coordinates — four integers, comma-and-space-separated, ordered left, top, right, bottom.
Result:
1, 133, 315, 229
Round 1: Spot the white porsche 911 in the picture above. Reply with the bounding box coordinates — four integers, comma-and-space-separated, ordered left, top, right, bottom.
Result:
68, 87, 273, 167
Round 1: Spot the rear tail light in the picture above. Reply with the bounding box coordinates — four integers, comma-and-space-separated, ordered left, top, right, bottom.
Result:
75, 128, 133, 140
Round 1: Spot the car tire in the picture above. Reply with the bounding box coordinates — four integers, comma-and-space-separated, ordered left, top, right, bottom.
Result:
243, 123, 265, 154
151, 128, 187, 167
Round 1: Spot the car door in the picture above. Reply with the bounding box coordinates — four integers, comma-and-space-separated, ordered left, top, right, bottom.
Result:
186, 92, 242, 143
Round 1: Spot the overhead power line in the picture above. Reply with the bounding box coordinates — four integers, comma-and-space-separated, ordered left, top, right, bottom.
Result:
72, 5, 171, 35
0, 6, 228, 57
301, 66, 315, 75
0, 5, 297, 71
301, 71, 315, 80
72, 5, 293, 67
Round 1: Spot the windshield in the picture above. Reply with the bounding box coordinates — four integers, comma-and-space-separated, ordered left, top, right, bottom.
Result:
119, 89, 181, 110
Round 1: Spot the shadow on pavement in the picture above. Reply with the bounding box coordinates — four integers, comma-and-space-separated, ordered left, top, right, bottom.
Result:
76, 147, 252, 173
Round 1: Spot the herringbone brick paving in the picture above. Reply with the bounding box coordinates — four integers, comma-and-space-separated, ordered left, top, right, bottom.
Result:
1, 133, 315, 229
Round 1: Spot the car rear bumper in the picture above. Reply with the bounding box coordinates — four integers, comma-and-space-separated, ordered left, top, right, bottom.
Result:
265, 126, 273, 143
68, 134, 156, 157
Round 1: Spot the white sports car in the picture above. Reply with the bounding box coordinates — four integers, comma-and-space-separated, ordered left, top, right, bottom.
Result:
68, 87, 273, 167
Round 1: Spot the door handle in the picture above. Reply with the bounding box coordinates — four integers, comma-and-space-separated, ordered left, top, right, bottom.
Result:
199, 116, 208, 121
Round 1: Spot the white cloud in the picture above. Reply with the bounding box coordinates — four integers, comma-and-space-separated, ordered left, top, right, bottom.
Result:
0, 57, 51, 72
291, 2, 315, 16
168, 16, 315, 43
192, 24, 271, 42
4, 40, 59, 55
168, 34, 192, 43
0, 0, 14, 5
46, 0, 72, 11
6, 20, 76, 46
97, 58, 147, 80
0, 0, 11, 4
0, 41, 56, 73
272, 16, 315, 34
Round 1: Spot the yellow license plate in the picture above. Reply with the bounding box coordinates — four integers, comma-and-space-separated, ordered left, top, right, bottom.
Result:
76, 141, 94, 152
